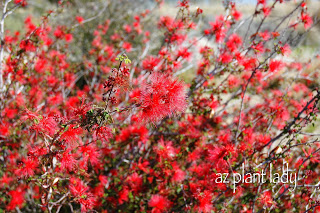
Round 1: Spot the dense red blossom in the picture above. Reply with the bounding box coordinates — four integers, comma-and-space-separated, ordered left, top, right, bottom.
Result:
301, 12, 313, 29
7, 187, 26, 211
76, 16, 84, 24
142, 56, 161, 71
137, 72, 187, 123
269, 59, 284, 73
259, 191, 275, 208
60, 125, 83, 146
59, 149, 77, 172
149, 194, 171, 213
69, 178, 96, 212
16, 158, 38, 177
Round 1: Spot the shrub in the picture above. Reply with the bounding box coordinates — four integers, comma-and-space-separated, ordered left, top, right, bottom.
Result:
1, 0, 320, 212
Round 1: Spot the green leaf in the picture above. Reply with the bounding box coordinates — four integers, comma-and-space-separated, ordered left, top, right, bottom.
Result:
63, 125, 69, 132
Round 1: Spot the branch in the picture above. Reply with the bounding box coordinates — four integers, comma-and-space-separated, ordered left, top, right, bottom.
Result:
0, 0, 12, 92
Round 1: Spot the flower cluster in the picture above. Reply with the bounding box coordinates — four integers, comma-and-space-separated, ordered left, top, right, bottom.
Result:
137, 72, 187, 123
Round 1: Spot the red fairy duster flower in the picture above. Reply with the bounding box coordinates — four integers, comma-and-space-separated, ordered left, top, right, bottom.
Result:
122, 42, 132, 52
69, 178, 95, 212
59, 149, 77, 172
118, 186, 129, 204
171, 162, 185, 182
116, 125, 148, 143
79, 144, 101, 167
196, 190, 213, 213
24, 109, 57, 136
154, 139, 177, 161
301, 12, 313, 29
142, 56, 161, 71
7, 187, 25, 211
15, 0, 27, 6
126, 172, 143, 193
0, 122, 10, 136
35, 116, 57, 136
232, 9, 242, 20
259, 190, 275, 208
92, 125, 113, 142
15, 158, 38, 177
65, 34, 73, 42
226, 33, 242, 52
61, 124, 83, 146
76, 16, 84, 24
73, 98, 91, 115
269, 59, 283, 73
149, 194, 170, 213
138, 72, 187, 123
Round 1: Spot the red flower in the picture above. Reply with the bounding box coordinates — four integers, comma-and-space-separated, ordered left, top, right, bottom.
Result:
79, 144, 101, 167
127, 172, 143, 193
122, 42, 132, 52
0, 174, 13, 187
271, 31, 280, 38
171, 162, 185, 182
251, 42, 264, 53
54, 27, 63, 38
149, 194, 170, 213
124, 24, 132, 33
219, 52, 233, 64
14, 0, 27, 6
118, 186, 129, 204
7, 187, 25, 211
93, 125, 113, 142
3, 108, 18, 119
208, 145, 228, 162
259, 30, 270, 40
142, 56, 161, 71
76, 16, 84, 24
279, 44, 291, 56
16, 158, 38, 177
69, 178, 95, 212
232, 10, 242, 21
72, 98, 92, 120
196, 7, 203, 16
31, 115, 57, 136
301, 12, 313, 29
262, 7, 271, 17
34, 58, 47, 73
99, 175, 108, 185
258, 0, 266, 5
19, 40, 36, 52
61, 125, 83, 146
116, 125, 148, 143
177, 47, 192, 60
269, 59, 283, 73
59, 149, 77, 172
154, 139, 177, 161
226, 34, 242, 52
65, 34, 73, 42
0, 122, 10, 136
137, 72, 187, 123
228, 75, 240, 88
48, 94, 63, 106
195, 190, 213, 213
259, 191, 275, 208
